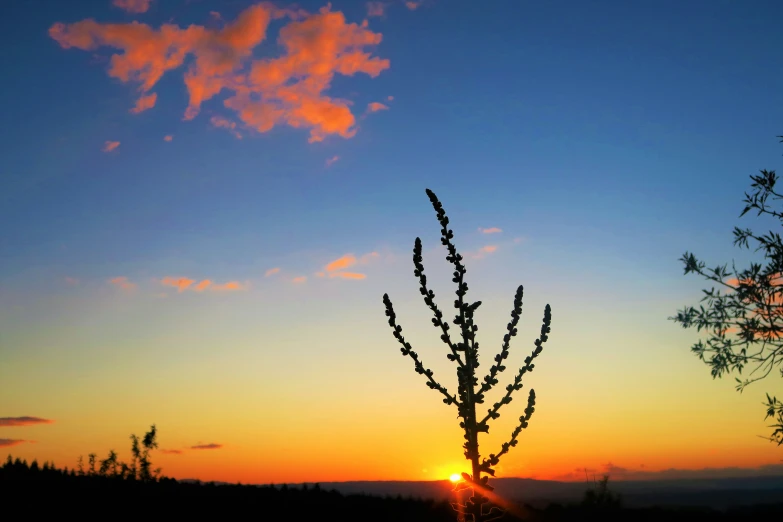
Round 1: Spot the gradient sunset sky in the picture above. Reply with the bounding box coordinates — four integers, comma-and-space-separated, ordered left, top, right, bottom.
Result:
2, 0, 783, 485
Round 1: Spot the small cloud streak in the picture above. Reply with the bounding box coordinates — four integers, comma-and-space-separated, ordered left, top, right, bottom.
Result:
210, 281, 246, 291
109, 276, 137, 291
479, 227, 502, 234
103, 141, 120, 153
265, 267, 280, 277
129, 92, 157, 114
292, 276, 307, 284
367, 2, 386, 17
480, 245, 497, 253
113, 0, 152, 14
0, 439, 28, 448
405, 1, 422, 10
325, 155, 340, 167
163, 135, 173, 141
64, 277, 80, 286
326, 254, 357, 272
161, 276, 195, 292
210, 116, 242, 140
367, 102, 388, 112
0, 417, 54, 427
161, 449, 183, 455
194, 279, 211, 291
329, 271, 366, 279
191, 443, 222, 450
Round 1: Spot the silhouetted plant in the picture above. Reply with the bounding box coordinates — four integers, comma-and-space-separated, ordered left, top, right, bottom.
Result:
382, 189, 552, 522
671, 137, 783, 445
581, 475, 622, 510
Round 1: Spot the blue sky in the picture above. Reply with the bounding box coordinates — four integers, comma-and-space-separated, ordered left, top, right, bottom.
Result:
1, 0, 782, 483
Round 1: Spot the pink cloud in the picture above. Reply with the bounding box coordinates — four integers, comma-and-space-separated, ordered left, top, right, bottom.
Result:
325, 155, 340, 167
292, 276, 307, 284
405, 1, 422, 10
109, 276, 136, 291
478, 227, 502, 234
163, 134, 173, 141
103, 140, 120, 152
480, 245, 497, 253
113, 0, 152, 14
161, 276, 195, 292
387, 95, 394, 101
366, 2, 386, 17
367, 101, 388, 112
50, 4, 390, 143
64, 277, 80, 286
210, 115, 242, 139
264, 267, 280, 277
129, 92, 157, 113
0, 417, 54, 427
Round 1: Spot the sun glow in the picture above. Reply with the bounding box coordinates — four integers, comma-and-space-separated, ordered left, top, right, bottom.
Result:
449, 473, 462, 483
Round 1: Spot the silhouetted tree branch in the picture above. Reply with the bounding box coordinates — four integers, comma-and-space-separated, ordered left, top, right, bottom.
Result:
383, 189, 553, 522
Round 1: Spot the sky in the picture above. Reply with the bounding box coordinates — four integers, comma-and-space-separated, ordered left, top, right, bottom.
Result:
1, 0, 783, 485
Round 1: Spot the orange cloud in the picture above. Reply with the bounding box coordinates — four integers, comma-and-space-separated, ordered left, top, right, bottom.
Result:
161, 276, 195, 292
50, 4, 390, 143
193, 279, 211, 291
0, 417, 54, 427
405, 1, 422, 10
292, 276, 307, 284
367, 2, 386, 17
161, 449, 183, 455
359, 251, 380, 264
103, 140, 120, 152
480, 245, 498, 253
191, 443, 222, 450
328, 271, 366, 280
0, 439, 28, 447
129, 92, 157, 113
210, 281, 246, 291
325, 155, 340, 167
210, 115, 242, 139
315, 271, 325, 278
163, 134, 173, 141
367, 101, 388, 112
113, 0, 152, 14
479, 227, 502, 234
109, 276, 136, 291
265, 267, 280, 277
325, 254, 357, 272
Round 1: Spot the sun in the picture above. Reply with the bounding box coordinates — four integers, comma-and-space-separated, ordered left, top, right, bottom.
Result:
449, 473, 462, 483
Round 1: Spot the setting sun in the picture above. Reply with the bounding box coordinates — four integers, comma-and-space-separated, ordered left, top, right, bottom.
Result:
449, 473, 462, 483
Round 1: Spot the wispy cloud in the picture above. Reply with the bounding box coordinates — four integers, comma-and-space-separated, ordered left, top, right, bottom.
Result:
191, 443, 222, 450
325, 155, 340, 167
0, 417, 54, 427
478, 227, 502, 234
160, 449, 183, 455
109, 276, 136, 291
329, 271, 366, 280
325, 254, 357, 272
129, 92, 157, 114
210, 116, 242, 140
0, 439, 29, 448
405, 1, 422, 10
367, 102, 388, 113
210, 281, 246, 291
64, 277, 80, 286
160, 276, 195, 292
264, 267, 280, 277
112, 0, 152, 14
292, 276, 307, 284
194, 280, 211, 291
366, 1, 387, 17
50, 4, 390, 143
554, 462, 783, 482
102, 141, 120, 153
163, 134, 173, 141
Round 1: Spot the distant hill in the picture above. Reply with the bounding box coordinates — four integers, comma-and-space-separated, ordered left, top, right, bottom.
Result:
291, 475, 783, 510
